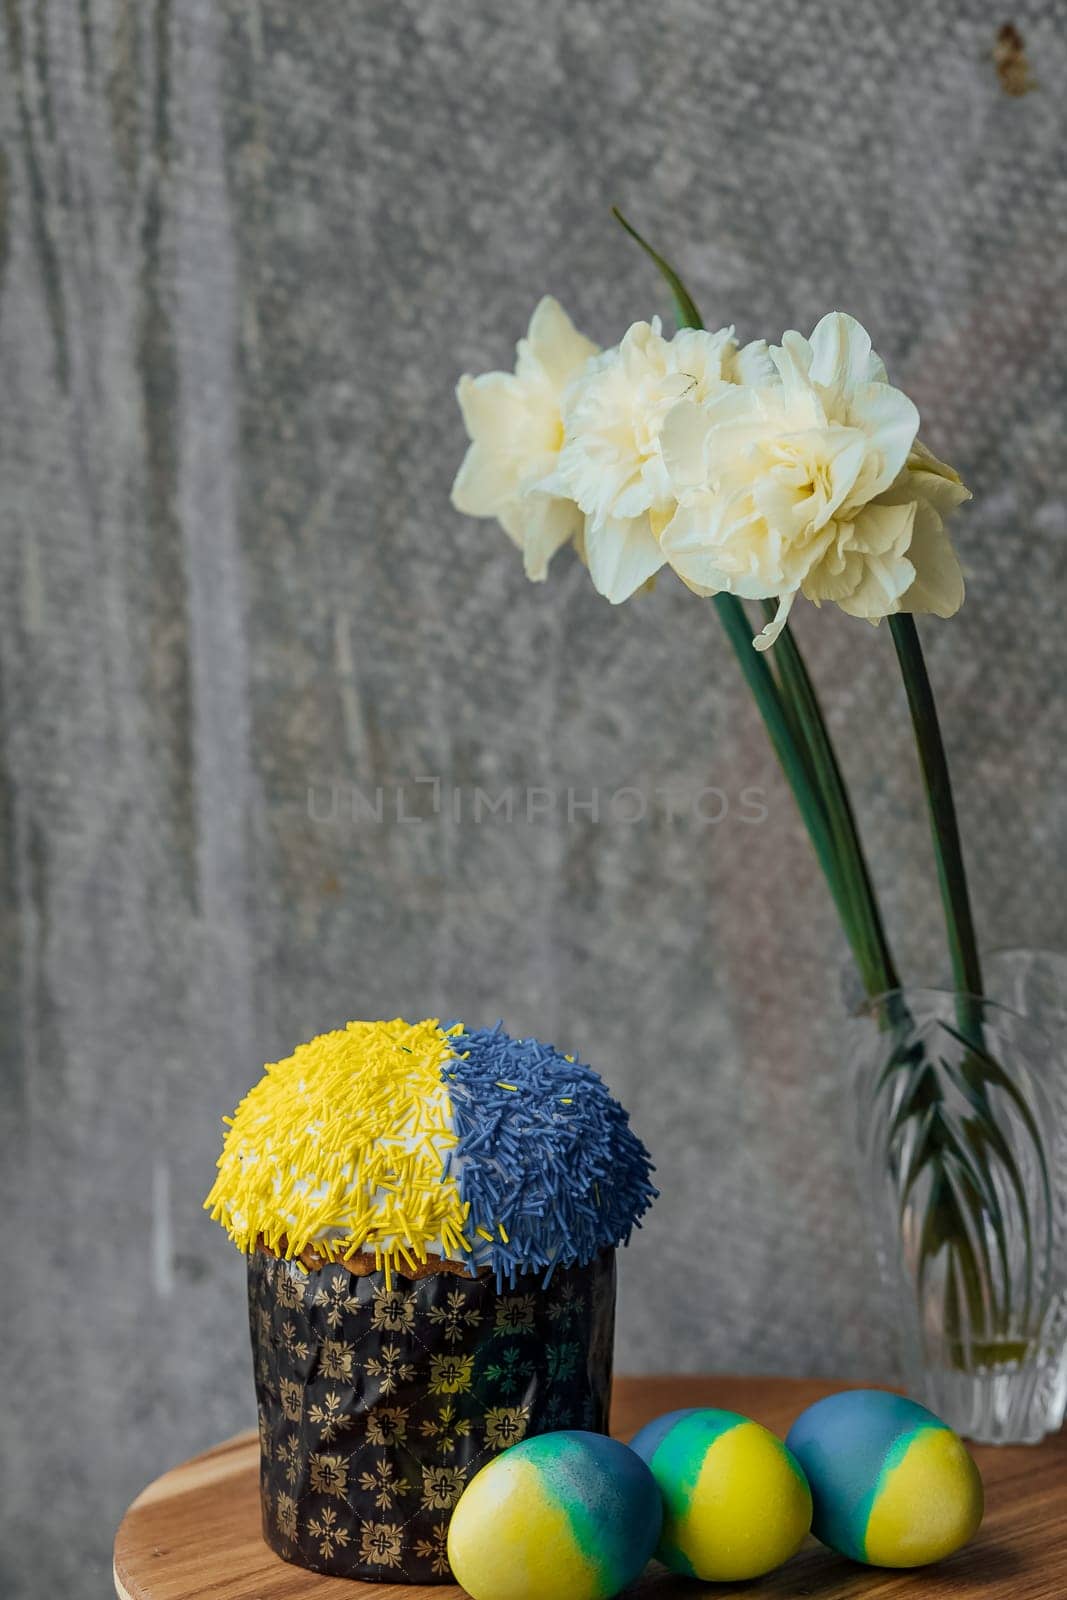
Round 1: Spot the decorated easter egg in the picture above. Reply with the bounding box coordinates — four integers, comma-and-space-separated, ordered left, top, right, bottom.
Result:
446, 1430, 662, 1600
629, 1407, 812, 1581
785, 1390, 983, 1567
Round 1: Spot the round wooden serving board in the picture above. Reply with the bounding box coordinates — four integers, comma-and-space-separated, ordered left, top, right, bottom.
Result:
114, 1375, 1064, 1599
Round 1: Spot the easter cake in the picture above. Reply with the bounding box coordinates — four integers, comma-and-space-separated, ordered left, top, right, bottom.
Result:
205, 1016, 655, 1583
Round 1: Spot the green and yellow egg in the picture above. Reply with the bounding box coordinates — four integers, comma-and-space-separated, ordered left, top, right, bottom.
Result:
629, 1407, 813, 1581
447, 1430, 662, 1600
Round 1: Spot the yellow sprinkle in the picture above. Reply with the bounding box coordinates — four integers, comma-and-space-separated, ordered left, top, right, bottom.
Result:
498, 1222, 509, 1243
475, 1227, 494, 1243
495, 1081, 518, 1091
560, 1098, 573, 1104
202, 1017, 469, 1280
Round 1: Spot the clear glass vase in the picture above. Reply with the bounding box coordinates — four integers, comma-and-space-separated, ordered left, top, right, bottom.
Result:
848, 951, 1067, 1443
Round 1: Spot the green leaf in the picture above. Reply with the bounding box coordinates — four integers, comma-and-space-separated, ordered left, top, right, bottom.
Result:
611, 206, 705, 331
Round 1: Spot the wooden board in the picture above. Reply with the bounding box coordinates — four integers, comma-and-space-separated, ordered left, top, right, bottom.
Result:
114, 1375, 1066, 1599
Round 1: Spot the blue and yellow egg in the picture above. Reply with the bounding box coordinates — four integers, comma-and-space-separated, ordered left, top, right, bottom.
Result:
629, 1408, 813, 1581
447, 1430, 662, 1600
785, 1390, 983, 1568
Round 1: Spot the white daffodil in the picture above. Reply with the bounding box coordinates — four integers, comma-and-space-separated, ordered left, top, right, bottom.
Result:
451, 297, 598, 581
659, 312, 964, 648
875, 439, 969, 618
551, 319, 749, 604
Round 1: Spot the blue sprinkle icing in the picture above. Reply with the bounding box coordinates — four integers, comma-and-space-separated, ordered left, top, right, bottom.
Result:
441, 1024, 658, 1287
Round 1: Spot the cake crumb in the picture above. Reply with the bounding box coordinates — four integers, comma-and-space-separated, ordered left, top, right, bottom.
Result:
994, 22, 1037, 96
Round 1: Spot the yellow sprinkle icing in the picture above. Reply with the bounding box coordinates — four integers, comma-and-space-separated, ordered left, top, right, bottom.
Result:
203, 1018, 467, 1285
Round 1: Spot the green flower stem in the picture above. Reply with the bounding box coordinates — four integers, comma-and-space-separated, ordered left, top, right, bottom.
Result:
713, 594, 877, 987
762, 604, 899, 998
886, 617, 1014, 1349
889, 614, 983, 1000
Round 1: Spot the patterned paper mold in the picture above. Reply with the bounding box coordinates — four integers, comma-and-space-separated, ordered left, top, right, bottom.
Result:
205, 1016, 656, 1287
250, 1246, 617, 1582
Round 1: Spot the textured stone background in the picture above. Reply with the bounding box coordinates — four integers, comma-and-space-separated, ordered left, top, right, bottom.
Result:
1, 1, 1065, 1593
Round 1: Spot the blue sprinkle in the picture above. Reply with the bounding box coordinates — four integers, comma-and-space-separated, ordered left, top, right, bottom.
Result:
442, 1024, 658, 1288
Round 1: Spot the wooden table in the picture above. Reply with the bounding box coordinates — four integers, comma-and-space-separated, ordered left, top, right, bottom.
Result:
114, 1375, 1065, 1599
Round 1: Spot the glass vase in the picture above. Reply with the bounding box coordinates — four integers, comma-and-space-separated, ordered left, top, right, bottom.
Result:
848, 951, 1067, 1443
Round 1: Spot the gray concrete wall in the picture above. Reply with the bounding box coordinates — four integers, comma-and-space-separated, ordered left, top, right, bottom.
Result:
1, 2, 1065, 1594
